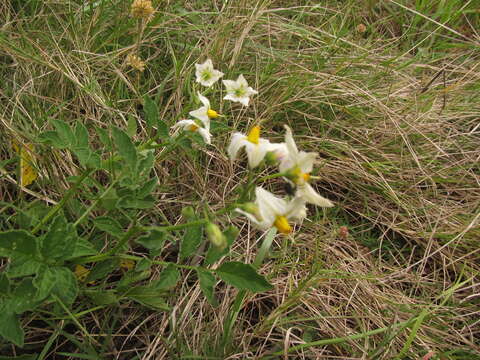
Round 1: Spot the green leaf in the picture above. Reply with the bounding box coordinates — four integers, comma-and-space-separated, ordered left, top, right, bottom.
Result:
40, 216, 77, 261
135, 230, 165, 252
0, 355, 37, 360
0, 308, 24, 347
125, 286, 169, 311
205, 226, 238, 265
51, 119, 75, 147
111, 126, 137, 170
97, 126, 113, 151
127, 115, 137, 137
72, 148, 101, 169
0, 274, 10, 296
0, 230, 38, 257
38, 130, 69, 148
197, 269, 218, 307
143, 95, 158, 130
99, 188, 119, 211
8, 254, 42, 278
74, 122, 89, 148
66, 237, 97, 259
93, 216, 123, 237
117, 270, 151, 290
179, 207, 203, 260
151, 264, 179, 290
137, 151, 155, 176
215, 262, 273, 293
50, 267, 78, 306
33, 266, 57, 300
85, 259, 119, 283
136, 177, 157, 199
85, 290, 118, 306
118, 195, 155, 209
11, 278, 39, 313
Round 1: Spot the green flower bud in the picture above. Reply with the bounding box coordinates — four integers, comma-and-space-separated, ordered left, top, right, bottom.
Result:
240, 202, 263, 222
206, 223, 227, 250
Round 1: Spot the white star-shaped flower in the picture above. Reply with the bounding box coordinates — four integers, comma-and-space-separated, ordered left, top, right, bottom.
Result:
195, 59, 224, 87
228, 126, 281, 168
222, 74, 258, 106
171, 119, 211, 145
236, 187, 307, 234
189, 93, 220, 126
279, 125, 333, 207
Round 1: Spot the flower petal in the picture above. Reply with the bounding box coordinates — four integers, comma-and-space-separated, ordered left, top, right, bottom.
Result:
198, 92, 210, 108
285, 197, 308, 220
255, 187, 286, 225
197, 127, 212, 144
189, 107, 209, 127
297, 183, 334, 207
246, 142, 269, 168
228, 133, 247, 161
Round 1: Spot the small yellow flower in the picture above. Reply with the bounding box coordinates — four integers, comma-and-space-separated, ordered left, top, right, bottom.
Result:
131, 0, 154, 19
127, 53, 146, 72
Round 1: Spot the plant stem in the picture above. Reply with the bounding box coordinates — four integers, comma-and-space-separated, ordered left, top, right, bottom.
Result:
32, 168, 94, 234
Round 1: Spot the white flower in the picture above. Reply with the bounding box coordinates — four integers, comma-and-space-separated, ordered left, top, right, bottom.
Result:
189, 93, 219, 126
228, 126, 280, 168
222, 74, 258, 106
279, 125, 333, 207
195, 59, 224, 87
172, 119, 211, 144
236, 187, 307, 234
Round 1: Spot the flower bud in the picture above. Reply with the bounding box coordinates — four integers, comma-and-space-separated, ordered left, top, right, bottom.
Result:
264, 151, 279, 166
206, 223, 227, 250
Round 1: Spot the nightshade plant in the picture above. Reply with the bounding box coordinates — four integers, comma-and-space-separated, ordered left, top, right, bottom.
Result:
0, 1, 334, 349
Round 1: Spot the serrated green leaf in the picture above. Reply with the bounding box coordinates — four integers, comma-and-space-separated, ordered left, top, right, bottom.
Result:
205, 226, 238, 265
135, 230, 165, 251
215, 262, 273, 293
51, 119, 75, 147
125, 286, 169, 311
197, 269, 218, 307
38, 131, 69, 148
50, 267, 78, 306
111, 126, 137, 170
152, 264, 179, 290
40, 216, 77, 261
0, 308, 24, 347
143, 95, 158, 130
93, 216, 123, 237
99, 188, 119, 211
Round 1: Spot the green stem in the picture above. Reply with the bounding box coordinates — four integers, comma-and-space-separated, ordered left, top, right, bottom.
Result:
32, 168, 94, 234
257, 172, 285, 183
73, 178, 120, 227
141, 219, 208, 233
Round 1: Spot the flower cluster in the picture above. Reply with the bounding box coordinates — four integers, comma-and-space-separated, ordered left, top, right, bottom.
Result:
171, 58, 333, 235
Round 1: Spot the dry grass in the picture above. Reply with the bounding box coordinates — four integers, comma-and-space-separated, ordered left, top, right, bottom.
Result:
0, 0, 479, 358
